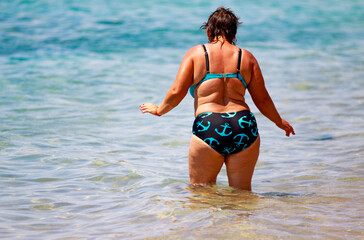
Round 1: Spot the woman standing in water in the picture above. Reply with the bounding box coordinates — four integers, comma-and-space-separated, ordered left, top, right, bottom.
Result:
140, 7, 295, 190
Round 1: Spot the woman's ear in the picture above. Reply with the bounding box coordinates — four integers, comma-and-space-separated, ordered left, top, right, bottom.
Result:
206, 28, 211, 38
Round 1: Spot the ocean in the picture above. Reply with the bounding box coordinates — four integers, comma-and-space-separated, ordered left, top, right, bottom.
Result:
1, 0, 363, 239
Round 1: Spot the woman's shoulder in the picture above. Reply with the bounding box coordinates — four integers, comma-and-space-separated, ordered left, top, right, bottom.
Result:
182, 45, 205, 60
187, 44, 205, 54
241, 48, 253, 58
240, 48, 259, 65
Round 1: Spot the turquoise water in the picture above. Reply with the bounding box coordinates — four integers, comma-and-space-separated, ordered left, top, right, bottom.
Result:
1, 0, 363, 239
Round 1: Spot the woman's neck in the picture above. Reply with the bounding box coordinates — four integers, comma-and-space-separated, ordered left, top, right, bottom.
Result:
210, 36, 232, 48
214, 35, 226, 43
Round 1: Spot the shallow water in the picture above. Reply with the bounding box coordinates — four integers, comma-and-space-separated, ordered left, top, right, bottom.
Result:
1, 0, 363, 239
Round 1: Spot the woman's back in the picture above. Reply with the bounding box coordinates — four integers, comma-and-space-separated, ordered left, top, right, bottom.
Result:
191, 42, 250, 116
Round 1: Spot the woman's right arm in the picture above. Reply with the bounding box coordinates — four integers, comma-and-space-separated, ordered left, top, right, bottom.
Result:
245, 52, 295, 137
139, 46, 196, 116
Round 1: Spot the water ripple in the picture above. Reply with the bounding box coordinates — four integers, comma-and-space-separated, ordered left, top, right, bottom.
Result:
0, 0, 363, 239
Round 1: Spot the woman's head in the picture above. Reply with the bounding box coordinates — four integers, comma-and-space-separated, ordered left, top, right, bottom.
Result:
201, 7, 241, 45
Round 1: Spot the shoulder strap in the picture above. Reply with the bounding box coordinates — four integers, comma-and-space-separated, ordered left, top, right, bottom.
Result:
202, 45, 210, 73
237, 48, 242, 72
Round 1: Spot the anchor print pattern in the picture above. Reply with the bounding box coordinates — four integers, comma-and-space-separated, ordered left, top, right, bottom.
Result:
192, 110, 259, 156
221, 112, 237, 118
204, 137, 220, 148
196, 120, 210, 132
250, 112, 256, 119
233, 133, 249, 147
199, 112, 213, 119
238, 116, 253, 128
222, 147, 236, 155
251, 127, 258, 137
215, 123, 232, 136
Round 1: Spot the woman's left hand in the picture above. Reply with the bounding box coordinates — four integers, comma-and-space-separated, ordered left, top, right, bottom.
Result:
139, 103, 161, 116
276, 118, 295, 137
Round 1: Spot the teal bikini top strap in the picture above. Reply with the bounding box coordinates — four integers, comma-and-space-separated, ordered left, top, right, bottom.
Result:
189, 84, 197, 97
189, 73, 223, 97
190, 45, 210, 97
237, 73, 248, 88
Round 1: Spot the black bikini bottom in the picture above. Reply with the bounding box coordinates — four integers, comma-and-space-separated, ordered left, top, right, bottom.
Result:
192, 110, 259, 156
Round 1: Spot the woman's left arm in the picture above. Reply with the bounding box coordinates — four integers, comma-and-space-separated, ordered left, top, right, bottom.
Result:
139, 48, 194, 116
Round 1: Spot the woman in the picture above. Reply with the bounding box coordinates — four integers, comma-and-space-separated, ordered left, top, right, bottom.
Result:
140, 7, 295, 191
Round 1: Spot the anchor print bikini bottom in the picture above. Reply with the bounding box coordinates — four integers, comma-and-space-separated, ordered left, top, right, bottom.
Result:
192, 110, 259, 156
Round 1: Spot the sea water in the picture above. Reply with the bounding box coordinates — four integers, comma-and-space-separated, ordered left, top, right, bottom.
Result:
0, 0, 363, 239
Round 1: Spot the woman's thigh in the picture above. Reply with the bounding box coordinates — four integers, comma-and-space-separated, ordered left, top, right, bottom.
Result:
225, 135, 260, 191
188, 135, 225, 186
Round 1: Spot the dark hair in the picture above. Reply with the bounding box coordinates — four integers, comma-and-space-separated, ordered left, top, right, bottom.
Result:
201, 7, 242, 45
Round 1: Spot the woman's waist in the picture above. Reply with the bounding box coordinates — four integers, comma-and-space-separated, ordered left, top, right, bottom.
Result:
194, 102, 250, 117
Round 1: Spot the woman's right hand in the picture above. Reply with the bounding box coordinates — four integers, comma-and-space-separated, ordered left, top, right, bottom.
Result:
139, 103, 161, 116
276, 119, 295, 137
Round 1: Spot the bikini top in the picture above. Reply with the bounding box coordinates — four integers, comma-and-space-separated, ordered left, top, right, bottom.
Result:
189, 44, 248, 98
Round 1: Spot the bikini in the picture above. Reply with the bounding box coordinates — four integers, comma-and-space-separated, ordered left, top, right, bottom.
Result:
189, 44, 247, 98
191, 45, 258, 156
